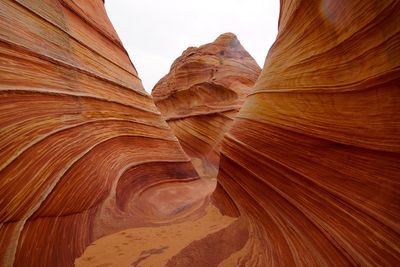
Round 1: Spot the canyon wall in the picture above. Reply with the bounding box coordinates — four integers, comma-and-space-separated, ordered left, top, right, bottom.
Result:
0, 1, 202, 266
211, 0, 400, 265
1, 0, 399, 266
152, 33, 260, 177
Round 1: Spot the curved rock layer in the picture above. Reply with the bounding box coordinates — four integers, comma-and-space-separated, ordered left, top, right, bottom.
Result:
152, 33, 261, 177
212, 0, 400, 265
2, 0, 400, 266
0, 1, 206, 266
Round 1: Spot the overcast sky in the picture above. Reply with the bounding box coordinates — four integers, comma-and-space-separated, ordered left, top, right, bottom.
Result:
105, 1, 280, 93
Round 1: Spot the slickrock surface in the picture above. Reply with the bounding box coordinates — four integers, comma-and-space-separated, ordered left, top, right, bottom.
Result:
152, 33, 261, 177
1, 0, 400, 266
211, 0, 400, 265
0, 1, 210, 266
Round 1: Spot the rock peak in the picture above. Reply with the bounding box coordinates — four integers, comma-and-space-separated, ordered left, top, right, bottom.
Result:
152, 33, 261, 178
216, 32, 237, 40
214, 32, 240, 47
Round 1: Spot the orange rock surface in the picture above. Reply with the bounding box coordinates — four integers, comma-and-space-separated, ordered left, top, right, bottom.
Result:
0, 1, 206, 266
152, 33, 261, 177
211, 0, 400, 265
1, 0, 400, 266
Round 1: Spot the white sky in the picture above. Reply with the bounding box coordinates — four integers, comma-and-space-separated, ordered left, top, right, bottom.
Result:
105, 1, 280, 93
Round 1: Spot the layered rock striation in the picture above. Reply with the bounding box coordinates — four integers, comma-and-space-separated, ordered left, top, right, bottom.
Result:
1, 0, 399, 266
152, 33, 261, 177
0, 1, 205, 266
211, 0, 400, 265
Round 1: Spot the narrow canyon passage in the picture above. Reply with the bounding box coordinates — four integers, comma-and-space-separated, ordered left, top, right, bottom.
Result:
0, 0, 399, 266
75, 178, 231, 267
75, 31, 261, 266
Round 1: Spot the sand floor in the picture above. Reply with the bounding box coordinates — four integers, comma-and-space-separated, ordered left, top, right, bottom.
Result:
75, 205, 236, 267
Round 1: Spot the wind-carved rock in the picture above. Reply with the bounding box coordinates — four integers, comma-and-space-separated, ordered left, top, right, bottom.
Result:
1, 0, 399, 266
210, 0, 400, 265
0, 1, 204, 266
152, 33, 261, 178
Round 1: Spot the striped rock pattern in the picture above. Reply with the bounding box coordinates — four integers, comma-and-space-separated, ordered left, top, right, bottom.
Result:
1, 0, 400, 266
209, 0, 400, 265
0, 1, 205, 266
152, 33, 261, 177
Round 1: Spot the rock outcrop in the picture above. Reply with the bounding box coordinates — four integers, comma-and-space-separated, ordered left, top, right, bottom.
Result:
0, 1, 206, 266
1, 0, 399, 266
152, 33, 261, 177
210, 0, 400, 265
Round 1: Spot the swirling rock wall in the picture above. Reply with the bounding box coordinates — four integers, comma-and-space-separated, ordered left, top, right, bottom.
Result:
0, 1, 201, 266
2, 0, 400, 266
212, 0, 400, 265
152, 33, 261, 177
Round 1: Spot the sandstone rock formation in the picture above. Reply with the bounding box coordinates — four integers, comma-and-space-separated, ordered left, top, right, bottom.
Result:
210, 0, 400, 265
82, 0, 400, 263
0, 1, 207, 266
152, 33, 260, 177
1, 0, 400, 266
